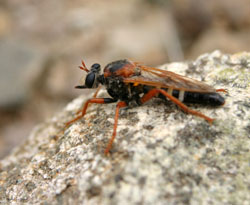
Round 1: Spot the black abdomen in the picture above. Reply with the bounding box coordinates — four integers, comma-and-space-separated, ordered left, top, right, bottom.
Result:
172, 90, 225, 106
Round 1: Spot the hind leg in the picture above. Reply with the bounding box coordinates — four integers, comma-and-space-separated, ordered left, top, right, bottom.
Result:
139, 88, 214, 123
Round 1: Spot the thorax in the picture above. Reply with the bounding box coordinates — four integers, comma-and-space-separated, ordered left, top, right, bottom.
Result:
102, 59, 142, 102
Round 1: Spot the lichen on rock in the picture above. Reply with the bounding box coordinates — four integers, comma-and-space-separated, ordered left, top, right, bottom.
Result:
0, 51, 249, 204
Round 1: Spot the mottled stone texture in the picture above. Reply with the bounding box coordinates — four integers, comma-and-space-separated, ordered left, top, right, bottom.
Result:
0, 51, 249, 205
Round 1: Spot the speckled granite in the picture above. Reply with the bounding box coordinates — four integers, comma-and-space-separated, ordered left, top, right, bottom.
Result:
0, 51, 249, 205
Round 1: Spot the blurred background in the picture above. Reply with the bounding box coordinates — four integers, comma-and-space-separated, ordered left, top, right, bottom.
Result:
0, 0, 250, 159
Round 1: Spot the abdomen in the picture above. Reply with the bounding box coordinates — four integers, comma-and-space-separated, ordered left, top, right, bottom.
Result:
143, 86, 225, 106
171, 90, 225, 106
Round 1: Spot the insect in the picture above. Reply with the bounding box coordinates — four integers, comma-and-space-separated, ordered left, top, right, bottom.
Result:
65, 59, 226, 154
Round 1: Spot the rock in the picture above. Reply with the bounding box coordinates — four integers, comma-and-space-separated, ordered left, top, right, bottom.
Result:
0, 51, 249, 204
0, 37, 45, 108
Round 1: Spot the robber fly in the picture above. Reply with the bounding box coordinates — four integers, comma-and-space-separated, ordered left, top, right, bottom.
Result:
65, 59, 226, 154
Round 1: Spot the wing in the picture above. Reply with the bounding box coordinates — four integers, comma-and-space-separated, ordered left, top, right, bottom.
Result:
123, 64, 216, 93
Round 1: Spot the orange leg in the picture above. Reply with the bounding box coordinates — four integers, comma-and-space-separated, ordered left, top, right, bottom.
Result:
216, 88, 228, 93
65, 97, 123, 155
65, 98, 117, 128
104, 101, 127, 155
76, 86, 102, 115
140, 89, 214, 123
93, 85, 102, 98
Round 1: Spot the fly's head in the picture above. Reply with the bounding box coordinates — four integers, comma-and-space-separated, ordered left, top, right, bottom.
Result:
75, 61, 103, 89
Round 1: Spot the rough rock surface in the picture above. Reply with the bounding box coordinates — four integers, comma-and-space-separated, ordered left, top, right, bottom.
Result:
0, 51, 249, 205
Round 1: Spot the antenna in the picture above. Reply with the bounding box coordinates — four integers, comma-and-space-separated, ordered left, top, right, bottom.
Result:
79, 60, 89, 72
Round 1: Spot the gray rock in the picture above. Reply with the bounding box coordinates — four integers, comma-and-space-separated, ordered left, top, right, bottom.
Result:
0, 51, 249, 204
0, 37, 45, 108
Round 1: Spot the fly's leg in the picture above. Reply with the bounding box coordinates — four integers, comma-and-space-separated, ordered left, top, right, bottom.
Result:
140, 89, 214, 123
65, 98, 117, 128
104, 101, 127, 155
93, 85, 102, 98
216, 88, 228, 93
76, 86, 102, 115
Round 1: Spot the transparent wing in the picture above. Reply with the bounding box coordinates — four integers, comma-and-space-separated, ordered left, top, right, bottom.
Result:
123, 64, 215, 93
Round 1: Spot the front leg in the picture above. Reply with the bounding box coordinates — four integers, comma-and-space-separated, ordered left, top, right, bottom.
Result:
104, 101, 127, 155
76, 85, 103, 115
65, 98, 117, 128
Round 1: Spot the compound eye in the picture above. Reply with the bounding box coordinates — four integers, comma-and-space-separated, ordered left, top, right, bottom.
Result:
91, 63, 101, 71
85, 72, 95, 88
